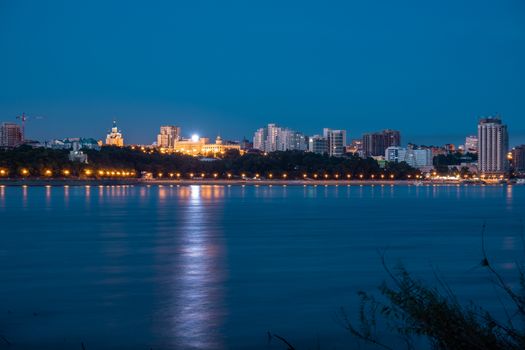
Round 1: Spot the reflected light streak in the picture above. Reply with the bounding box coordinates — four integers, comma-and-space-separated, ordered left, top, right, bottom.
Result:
45, 185, 51, 207
506, 186, 513, 208
22, 185, 28, 207
168, 184, 226, 349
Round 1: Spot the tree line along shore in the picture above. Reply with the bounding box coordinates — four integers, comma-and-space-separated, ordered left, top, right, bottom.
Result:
0, 145, 422, 180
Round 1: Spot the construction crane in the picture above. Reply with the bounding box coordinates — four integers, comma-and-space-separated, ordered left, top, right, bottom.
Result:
16, 113, 44, 142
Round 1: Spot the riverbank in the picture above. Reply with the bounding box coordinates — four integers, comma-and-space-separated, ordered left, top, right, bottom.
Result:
0, 178, 507, 186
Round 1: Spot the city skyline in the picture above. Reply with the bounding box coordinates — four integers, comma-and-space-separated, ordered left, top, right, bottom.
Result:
2, 2, 525, 349
2, 115, 523, 150
1, 1, 524, 145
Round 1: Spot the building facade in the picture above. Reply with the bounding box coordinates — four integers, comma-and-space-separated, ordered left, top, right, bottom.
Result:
253, 124, 307, 152
511, 145, 525, 173
279, 129, 308, 151
477, 117, 508, 175
385, 146, 432, 168
308, 135, 328, 154
105, 121, 124, 147
171, 135, 240, 156
0, 122, 23, 148
323, 128, 347, 157
362, 129, 400, 157
201, 136, 241, 155
157, 125, 181, 149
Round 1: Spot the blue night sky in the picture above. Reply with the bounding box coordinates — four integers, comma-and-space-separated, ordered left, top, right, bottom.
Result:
1, 0, 524, 146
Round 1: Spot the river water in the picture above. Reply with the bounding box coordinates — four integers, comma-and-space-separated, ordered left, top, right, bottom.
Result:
0, 184, 523, 349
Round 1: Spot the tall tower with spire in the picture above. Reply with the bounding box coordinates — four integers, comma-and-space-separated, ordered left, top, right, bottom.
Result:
105, 120, 124, 147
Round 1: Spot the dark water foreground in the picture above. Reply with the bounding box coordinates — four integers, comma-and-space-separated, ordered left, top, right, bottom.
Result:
0, 184, 523, 349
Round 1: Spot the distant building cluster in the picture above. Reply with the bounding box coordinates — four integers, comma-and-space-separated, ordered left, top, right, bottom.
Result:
45, 137, 100, 150
1, 114, 523, 177
253, 124, 307, 152
155, 125, 241, 156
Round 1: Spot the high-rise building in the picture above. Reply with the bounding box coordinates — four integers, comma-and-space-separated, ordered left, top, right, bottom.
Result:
362, 129, 400, 156
465, 136, 478, 153
511, 145, 525, 173
478, 117, 508, 175
323, 128, 347, 157
308, 135, 328, 154
0, 122, 23, 148
279, 129, 307, 151
252, 124, 306, 152
253, 127, 267, 151
157, 125, 181, 149
105, 121, 124, 147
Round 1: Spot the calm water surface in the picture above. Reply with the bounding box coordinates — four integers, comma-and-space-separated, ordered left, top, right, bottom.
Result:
0, 184, 523, 349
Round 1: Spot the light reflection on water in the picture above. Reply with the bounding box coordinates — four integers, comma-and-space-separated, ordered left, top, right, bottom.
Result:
165, 185, 227, 349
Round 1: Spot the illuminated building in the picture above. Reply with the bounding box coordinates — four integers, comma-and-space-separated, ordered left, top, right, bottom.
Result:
323, 128, 347, 157
0, 122, 23, 148
105, 121, 124, 147
201, 136, 241, 155
478, 117, 508, 176
157, 125, 181, 149
308, 135, 327, 154
172, 135, 209, 155
171, 135, 240, 156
